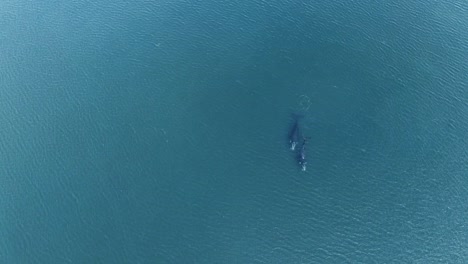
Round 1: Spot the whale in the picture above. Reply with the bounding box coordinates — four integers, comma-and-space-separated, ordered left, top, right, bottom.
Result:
288, 115, 302, 150
298, 137, 308, 171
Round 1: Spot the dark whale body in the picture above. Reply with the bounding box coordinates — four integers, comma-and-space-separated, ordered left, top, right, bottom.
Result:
288, 115, 302, 150
298, 137, 308, 171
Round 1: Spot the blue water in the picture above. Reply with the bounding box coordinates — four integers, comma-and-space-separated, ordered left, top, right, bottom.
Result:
1, 0, 468, 263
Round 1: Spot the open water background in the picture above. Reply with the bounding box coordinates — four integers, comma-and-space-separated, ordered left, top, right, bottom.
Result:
1, 0, 467, 263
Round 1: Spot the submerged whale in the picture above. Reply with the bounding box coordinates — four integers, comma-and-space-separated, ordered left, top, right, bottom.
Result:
298, 137, 308, 171
288, 115, 302, 150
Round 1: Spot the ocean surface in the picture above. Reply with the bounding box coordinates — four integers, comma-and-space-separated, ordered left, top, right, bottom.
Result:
1, 0, 468, 263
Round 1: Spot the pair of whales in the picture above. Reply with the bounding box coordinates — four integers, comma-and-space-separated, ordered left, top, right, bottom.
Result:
289, 115, 308, 171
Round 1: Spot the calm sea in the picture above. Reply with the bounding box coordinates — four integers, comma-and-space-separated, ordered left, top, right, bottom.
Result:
1, 0, 467, 263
